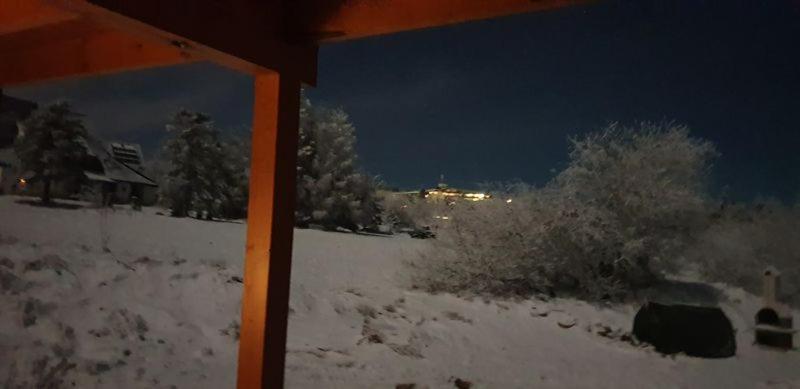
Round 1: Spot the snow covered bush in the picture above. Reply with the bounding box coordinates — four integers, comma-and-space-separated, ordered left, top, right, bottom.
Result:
415, 188, 637, 299
379, 191, 443, 232
554, 122, 718, 282
415, 123, 718, 300
295, 97, 380, 230
686, 200, 800, 306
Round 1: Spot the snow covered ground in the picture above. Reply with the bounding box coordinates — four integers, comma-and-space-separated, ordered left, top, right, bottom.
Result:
1, 195, 799, 388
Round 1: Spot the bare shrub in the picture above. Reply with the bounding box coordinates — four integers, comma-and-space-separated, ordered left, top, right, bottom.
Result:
415, 190, 630, 299
380, 192, 449, 232
378, 192, 416, 230
686, 200, 800, 306
413, 123, 717, 300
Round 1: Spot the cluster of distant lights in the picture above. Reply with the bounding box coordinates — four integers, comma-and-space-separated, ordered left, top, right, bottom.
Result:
424, 190, 490, 202
420, 191, 514, 222
423, 190, 513, 204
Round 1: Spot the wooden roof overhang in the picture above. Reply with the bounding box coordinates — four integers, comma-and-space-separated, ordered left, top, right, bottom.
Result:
0, 1, 586, 388
0, 0, 585, 86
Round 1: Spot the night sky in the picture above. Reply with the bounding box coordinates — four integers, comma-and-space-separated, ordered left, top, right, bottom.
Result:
8, 0, 800, 201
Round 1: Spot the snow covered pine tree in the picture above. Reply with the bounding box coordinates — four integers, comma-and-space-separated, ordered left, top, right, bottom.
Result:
15, 101, 89, 204
295, 97, 380, 231
160, 109, 246, 219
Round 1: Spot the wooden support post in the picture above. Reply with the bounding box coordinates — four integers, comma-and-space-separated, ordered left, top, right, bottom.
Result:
237, 71, 300, 389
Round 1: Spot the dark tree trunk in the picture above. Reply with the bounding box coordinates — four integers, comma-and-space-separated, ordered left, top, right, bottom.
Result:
41, 177, 52, 204
172, 186, 191, 217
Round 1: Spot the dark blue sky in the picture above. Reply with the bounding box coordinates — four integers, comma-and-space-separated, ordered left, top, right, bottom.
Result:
9, 0, 800, 201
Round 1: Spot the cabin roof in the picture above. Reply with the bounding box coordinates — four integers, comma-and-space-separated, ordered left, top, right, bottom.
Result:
83, 136, 157, 186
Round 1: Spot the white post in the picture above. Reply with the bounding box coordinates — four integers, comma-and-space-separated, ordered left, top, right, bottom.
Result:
762, 266, 780, 308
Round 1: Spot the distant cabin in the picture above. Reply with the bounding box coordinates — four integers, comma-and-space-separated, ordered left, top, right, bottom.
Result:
0, 91, 158, 205
12, 135, 158, 205
81, 137, 158, 205
13, 135, 158, 205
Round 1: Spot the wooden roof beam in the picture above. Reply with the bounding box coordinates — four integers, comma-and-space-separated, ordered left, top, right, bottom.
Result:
53, 0, 318, 84
0, 19, 196, 87
0, 0, 78, 35
294, 0, 589, 42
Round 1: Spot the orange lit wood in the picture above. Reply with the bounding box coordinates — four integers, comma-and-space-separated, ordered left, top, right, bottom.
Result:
237, 72, 301, 389
294, 0, 588, 42
0, 19, 195, 86
0, 0, 77, 35
53, 0, 318, 84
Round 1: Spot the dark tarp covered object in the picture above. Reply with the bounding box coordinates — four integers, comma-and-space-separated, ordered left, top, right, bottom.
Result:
633, 302, 736, 358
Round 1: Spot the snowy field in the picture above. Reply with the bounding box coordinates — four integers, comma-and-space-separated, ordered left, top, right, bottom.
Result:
1, 195, 799, 388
